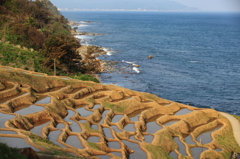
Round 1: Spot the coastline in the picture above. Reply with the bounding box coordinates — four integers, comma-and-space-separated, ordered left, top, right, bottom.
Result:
68, 20, 123, 82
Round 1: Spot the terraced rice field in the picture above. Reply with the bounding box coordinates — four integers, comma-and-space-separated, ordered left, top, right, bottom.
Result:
0, 66, 240, 159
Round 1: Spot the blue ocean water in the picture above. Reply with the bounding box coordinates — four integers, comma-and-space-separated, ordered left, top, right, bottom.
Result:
61, 11, 240, 115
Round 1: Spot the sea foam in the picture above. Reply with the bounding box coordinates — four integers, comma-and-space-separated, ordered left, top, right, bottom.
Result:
132, 67, 140, 73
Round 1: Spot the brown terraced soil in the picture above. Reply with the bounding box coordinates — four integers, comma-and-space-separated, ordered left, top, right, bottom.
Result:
0, 66, 240, 159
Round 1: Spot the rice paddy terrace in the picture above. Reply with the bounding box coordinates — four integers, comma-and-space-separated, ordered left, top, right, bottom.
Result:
0, 66, 240, 159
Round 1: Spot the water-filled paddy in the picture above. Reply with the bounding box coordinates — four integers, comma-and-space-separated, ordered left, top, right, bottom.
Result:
122, 140, 146, 159
103, 128, 114, 139
110, 152, 122, 158
70, 121, 81, 132
97, 155, 111, 159
197, 127, 221, 144
169, 151, 178, 159
191, 147, 208, 158
65, 110, 75, 122
175, 109, 192, 115
76, 107, 93, 117
0, 136, 39, 151
144, 135, 153, 143
14, 105, 44, 115
0, 112, 15, 128
88, 136, 100, 142
111, 126, 122, 132
145, 121, 162, 134
111, 115, 124, 123
48, 130, 63, 147
123, 123, 135, 132
36, 97, 51, 104
66, 135, 84, 149
185, 135, 195, 145
164, 120, 179, 126
30, 121, 49, 136
99, 110, 110, 124
92, 104, 100, 109
0, 130, 17, 134
56, 123, 65, 129
108, 141, 121, 149
174, 137, 187, 156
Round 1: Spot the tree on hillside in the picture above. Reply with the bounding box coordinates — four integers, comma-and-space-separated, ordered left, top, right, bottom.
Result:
42, 35, 80, 75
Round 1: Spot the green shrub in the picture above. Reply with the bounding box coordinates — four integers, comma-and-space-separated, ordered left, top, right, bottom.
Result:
0, 143, 27, 159
70, 74, 99, 83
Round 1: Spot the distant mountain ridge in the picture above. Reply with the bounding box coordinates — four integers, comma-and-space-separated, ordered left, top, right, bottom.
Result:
54, 0, 199, 11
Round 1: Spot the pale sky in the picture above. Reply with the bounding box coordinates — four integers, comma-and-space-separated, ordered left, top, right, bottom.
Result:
50, 0, 240, 12
172, 0, 240, 12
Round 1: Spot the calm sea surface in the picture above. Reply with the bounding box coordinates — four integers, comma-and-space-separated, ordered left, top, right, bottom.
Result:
61, 11, 240, 115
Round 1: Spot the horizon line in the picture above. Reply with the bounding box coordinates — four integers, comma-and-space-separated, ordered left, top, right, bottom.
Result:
58, 9, 240, 13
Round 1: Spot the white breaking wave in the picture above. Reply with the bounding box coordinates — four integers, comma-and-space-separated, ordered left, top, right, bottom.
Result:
103, 48, 113, 56
189, 61, 201, 63
122, 60, 134, 65
74, 35, 92, 45
122, 60, 140, 73
132, 67, 140, 73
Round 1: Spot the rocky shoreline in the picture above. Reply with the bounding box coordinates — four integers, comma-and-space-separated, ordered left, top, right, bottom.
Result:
68, 20, 118, 79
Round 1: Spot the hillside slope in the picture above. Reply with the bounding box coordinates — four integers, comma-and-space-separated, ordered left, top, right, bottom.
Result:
0, 0, 101, 79
0, 66, 239, 159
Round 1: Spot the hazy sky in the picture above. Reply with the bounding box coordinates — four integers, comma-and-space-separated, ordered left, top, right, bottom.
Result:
50, 0, 240, 12
173, 0, 240, 11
